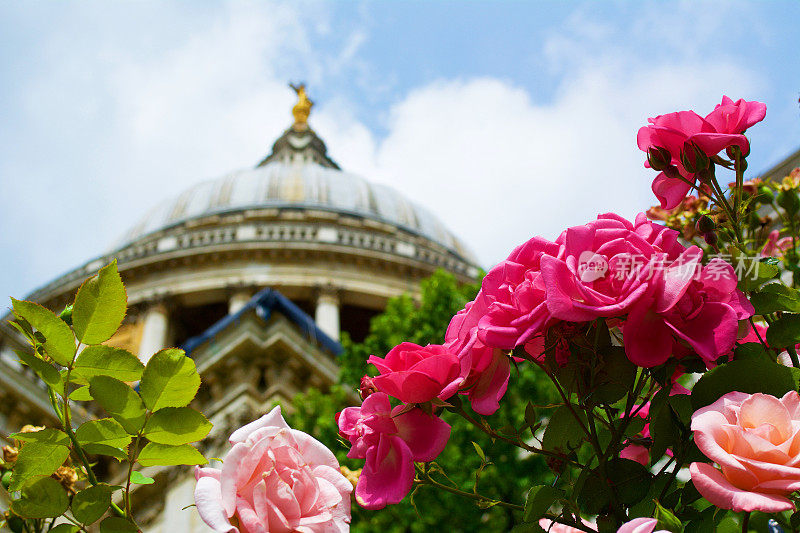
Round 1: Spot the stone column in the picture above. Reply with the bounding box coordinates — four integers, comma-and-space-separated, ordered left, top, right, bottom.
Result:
138, 303, 170, 364
228, 289, 253, 315
314, 286, 340, 341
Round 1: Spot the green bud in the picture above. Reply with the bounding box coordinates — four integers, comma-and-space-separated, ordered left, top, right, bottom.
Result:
1, 470, 11, 489
654, 501, 683, 533
59, 304, 73, 326
696, 215, 715, 234
647, 146, 672, 171
680, 142, 709, 174
777, 189, 800, 216
755, 185, 773, 204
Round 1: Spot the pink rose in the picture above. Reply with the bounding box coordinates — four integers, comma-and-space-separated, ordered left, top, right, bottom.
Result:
624, 257, 753, 367
538, 517, 596, 532
193, 406, 351, 533
760, 230, 794, 257
616, 517, 669, 533
690, 391, 800, 513
445, 298, 512, 415
367, 342, 463, 404
620, 384, 690, 465
337, 392, 450, 509
540, 213, 689, 324
638, 96, 764, 210
704, 95, 767, 136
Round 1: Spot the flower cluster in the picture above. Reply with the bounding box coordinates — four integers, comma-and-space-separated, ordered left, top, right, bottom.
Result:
637, 96, 766, 209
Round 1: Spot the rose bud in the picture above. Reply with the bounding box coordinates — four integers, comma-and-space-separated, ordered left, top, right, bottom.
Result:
647, 146, 672, 171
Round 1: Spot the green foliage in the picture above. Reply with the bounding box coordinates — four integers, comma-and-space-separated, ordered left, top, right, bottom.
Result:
89, 376, 147, 434
72, 484, 114, 524
9, 442, 70, 491
10, 478, 70, 519
4, 260, 211, 532
72, 259, 127, 345
750, 283, 800, 314
11, 298, 76, 366
139, 349, 201, 411
143, 407, 212, 445
137, 443, 208, 467
292, 269, 557, 532
766, 313, 800, 348
72, 345, 144, 383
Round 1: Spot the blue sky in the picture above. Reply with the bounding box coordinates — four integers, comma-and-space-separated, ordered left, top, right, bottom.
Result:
1, 1, 799, 302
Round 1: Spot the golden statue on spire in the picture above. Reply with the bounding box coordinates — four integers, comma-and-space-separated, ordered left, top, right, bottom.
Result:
290, 83, 313, 129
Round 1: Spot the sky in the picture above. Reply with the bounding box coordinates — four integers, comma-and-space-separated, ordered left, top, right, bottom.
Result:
1, 0, 799, 302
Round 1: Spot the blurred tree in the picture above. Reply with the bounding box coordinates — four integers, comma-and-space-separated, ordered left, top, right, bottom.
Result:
291, 269, 557, 532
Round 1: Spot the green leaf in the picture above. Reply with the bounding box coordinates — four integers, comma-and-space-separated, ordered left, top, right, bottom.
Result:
766, 314, 800, 349
523, 484, 564, 522
541, 405, 586, 451
11, 298, 76, 366
470, 441, 485, 462
751, 283, 800, 314
592, 346, 637, 405
130, 470, 155, 485
70, 385, 93, 401
140, 349, 200, 411
99, 517, 139, 533
72, 484, 113, 525
82, 444, 129, 461
733, 342, 772, 361
654, 501, 683, 533
137, 443, 208, 467
143, 407, 212, 445
691, 357, 797, 410
9, 442, 70, 491
10, 428, 69, 447
577, 470, 610, 515
49, 526, 81, 533
89, 376, 146, 434
72, 260, 127, 345
13, 350, 63, 395
607, 458, 651, 505
10, 477, 69, 519
72, 345, 144, 384
736, 258, 780, 292
76, 418, 132, 449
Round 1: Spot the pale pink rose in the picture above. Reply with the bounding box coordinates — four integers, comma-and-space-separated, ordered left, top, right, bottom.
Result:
690, 391, 800, 513
623, 257, 753, 367
367, 342, 463, 404
538, 517, 596, 532
616, 517, 669, 533
193, 406, 351, 533
337, 392, 450, 509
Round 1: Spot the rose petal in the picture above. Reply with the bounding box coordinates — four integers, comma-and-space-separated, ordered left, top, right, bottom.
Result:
689, 462, 794, 513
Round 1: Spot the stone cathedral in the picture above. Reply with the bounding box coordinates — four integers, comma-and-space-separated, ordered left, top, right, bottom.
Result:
0, 86, 479, 530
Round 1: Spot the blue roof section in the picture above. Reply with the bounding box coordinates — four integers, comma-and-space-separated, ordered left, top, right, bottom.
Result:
181, 288, 343, 357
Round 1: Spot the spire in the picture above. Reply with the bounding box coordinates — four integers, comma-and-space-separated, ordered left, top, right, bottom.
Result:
290, 82, 313, 130
256, 84, 339, 169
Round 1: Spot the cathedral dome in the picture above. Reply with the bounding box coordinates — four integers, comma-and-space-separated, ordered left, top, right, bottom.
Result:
118, 160, 474, 262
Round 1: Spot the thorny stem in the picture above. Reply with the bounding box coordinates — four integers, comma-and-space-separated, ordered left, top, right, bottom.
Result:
416, 465, 522, 511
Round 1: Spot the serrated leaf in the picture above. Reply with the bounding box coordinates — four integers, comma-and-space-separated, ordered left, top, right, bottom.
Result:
140, 349, 200, 411
99, 517, 139, 533
751, 283, 800, 314
541, 405, 586, 451
10, 428, 69, 447
89, 376, 146, 434
13, 350, 63, 395
72, 484, 113, 525
137, 443, 207, 467
9, 442, 70, 491
130, 471, 155, 485
72, 260, 127, 345
766, 314, 800, 349
143, 407, 212, 445
11, 298, 76, 366
76, 418, 132, 449
10, 477, 69, 519
70, 385, 93, 401
83, 444, 129, 461
72, 345, 144, 384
